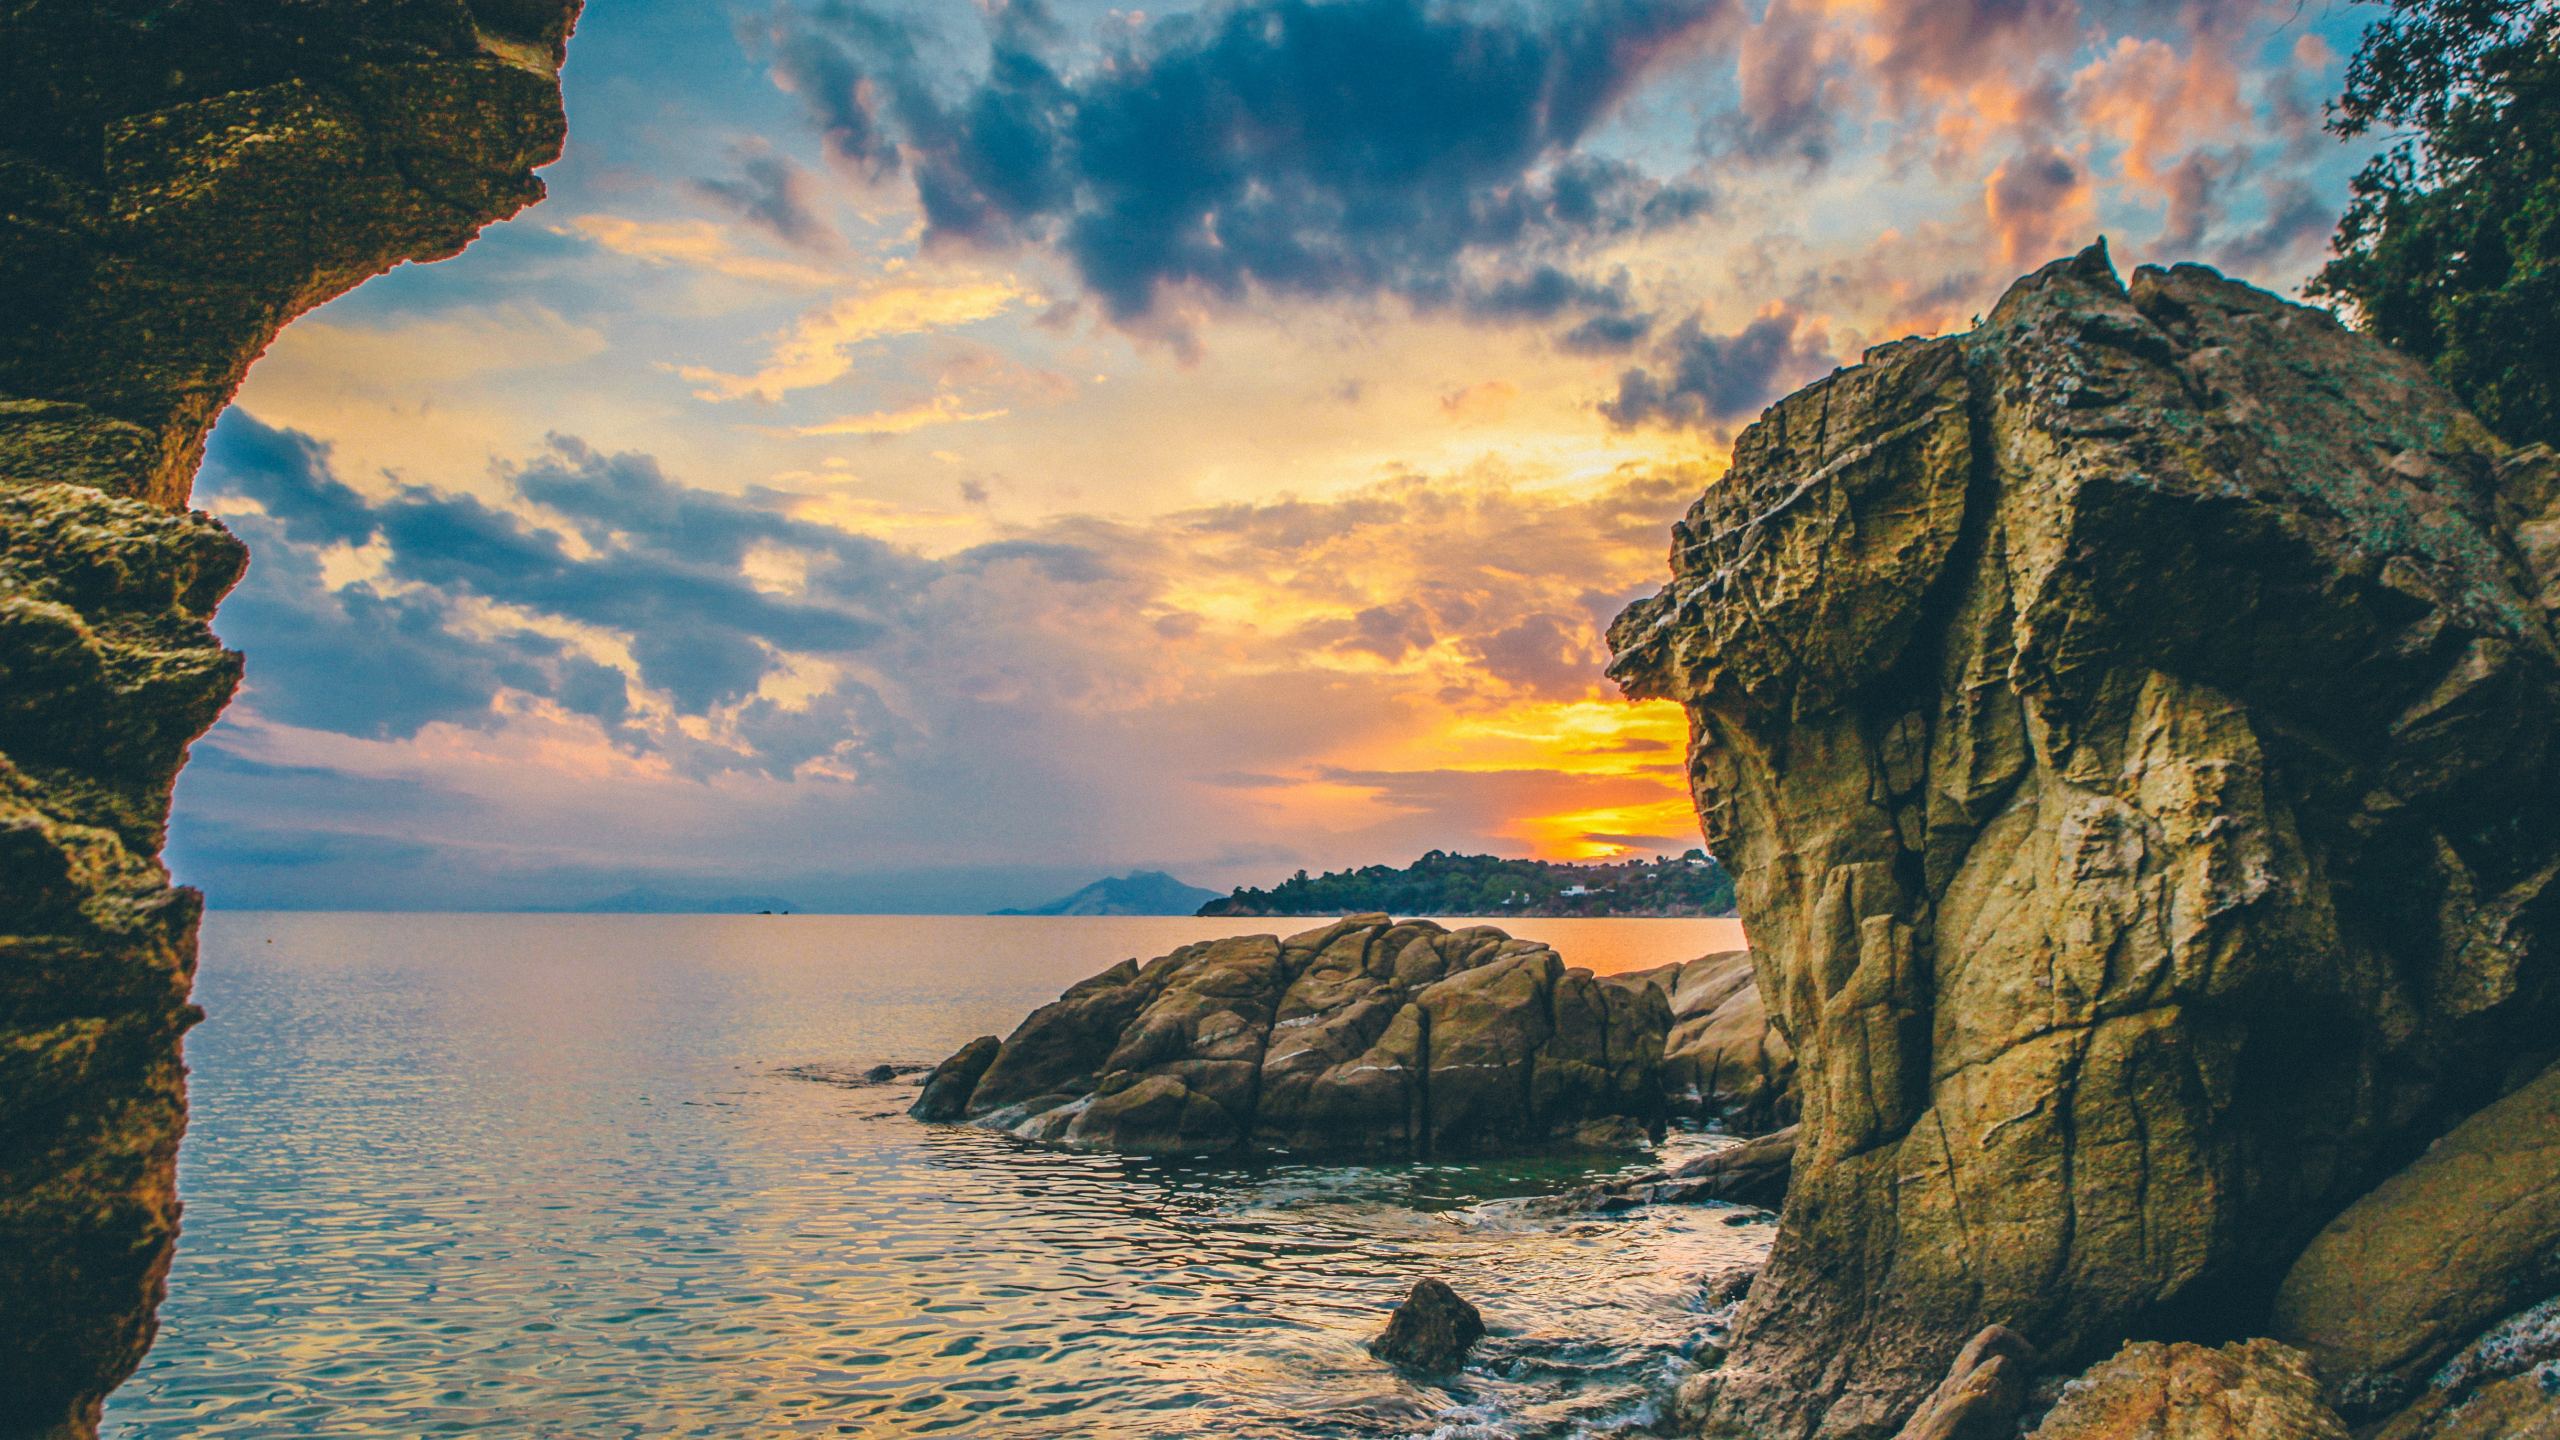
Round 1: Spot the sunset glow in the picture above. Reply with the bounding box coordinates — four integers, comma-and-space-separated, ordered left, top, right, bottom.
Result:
167, 0, 2385, 911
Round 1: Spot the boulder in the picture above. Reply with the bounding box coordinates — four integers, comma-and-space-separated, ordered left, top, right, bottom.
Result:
0, 6, 582, 1435
1608, 245, 2560, 1438
917, 915, 1673, 1157
909, 1036, 999, 1122
1369, 1278, 1486, 1371
1617, 950, 1797, 1130
2025, 1340, 2350, 1439
1895, 1326, 2035, 1440
2272, 1060, 2560, 1411
2367, 1295, 2560, 1440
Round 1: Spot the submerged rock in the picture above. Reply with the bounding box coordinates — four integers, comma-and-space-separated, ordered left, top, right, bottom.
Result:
1369, 1278, 1486, 1371
1609, 244, 2560, 1438
1532, 1124, 1797, 1215
2024, 1340, 2349, 1440
916, 915, 1672, 1157
0, 6, 580, 1433
2273, 1060, 2560, 1413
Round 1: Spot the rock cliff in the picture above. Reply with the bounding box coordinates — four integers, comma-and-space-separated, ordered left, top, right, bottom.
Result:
1609, 246, 2560, 1438
0, 5, 577, 1436
915, 916, 1680, 1156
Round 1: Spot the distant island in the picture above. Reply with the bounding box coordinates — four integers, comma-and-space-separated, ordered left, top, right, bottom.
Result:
1198, 849, 1737, 918
992, 871, 1225, 916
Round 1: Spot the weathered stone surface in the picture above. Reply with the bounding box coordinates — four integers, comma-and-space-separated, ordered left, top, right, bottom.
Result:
2369, 1295, 2560, 1440
1609, 245, 2560, 1438
922, 916, 1673, 1156
2025, 1340, 2350, 1440
2365, 1291, 2560, 1434
909, 1036, 1000, 1122
2272, 1060, 2560, 1411
1895, 1325, 2034, 1440
1619, 949, 1797, 1130
0, 6, 578, 1435
1370, 1277, 1487, 1371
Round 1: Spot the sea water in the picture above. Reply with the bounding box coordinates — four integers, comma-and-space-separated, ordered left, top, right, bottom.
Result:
102, 913, 1768, 1439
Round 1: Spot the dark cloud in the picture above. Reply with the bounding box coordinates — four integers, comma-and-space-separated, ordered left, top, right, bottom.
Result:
2215, 174, 2335, 276
1872, 0, 2080, 98
1471, 612, 1597, 696
689, 144, 839, 250
200, 415, 913, 758
1719, 0, 1837, 166
1334, 602, 1438, 662
2157, 150, 2222, 254
1602, 305, 1836, 429
765, 0, 1726, 326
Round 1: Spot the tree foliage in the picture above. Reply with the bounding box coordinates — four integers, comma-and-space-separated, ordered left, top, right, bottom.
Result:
2311, 0, 2559, 449
1198, 849, 1738, 918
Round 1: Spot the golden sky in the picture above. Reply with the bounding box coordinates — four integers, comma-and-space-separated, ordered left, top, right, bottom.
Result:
170, 0, 2379, 910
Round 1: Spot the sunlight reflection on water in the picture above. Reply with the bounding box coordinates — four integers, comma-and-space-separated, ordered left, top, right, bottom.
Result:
105, 913, 1767, 1439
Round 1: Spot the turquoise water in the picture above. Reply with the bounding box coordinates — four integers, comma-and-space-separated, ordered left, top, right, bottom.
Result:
103, 913, 1767, 1439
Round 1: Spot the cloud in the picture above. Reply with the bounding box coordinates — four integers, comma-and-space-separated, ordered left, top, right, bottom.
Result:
689, 142, 841, 252
1602, 303, 1837, 430
763, 0, 1727, 329
2067, 35, 2246, 190
1872, 0, 2082, 102
1720, 0, 1841, 165
678, 275, 1035, 401
560, 215, 846, 288
795, 394, 1010, 436
1985, 142, 2095, 267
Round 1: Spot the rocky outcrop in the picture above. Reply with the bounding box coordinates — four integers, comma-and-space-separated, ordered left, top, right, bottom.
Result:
2273, 1059, 2560, 1412
0, 6, 577, 1436
911, 915, 1674, 1156
2024, 1340, 2350, 1440
1609, 245, 2560, 1438
1621, 949, 1797, 1130
1370, 1278, 1487, 1371
911, 1036, 1001, 1122
2368, 1295, 2560, 1440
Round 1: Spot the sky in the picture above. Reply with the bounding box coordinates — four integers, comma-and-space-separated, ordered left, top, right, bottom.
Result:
169, 0, 2383, 911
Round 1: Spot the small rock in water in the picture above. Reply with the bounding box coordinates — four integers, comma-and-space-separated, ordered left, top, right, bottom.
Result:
863, 1063, 899, 1083
1370, 1278, 1487, 1372
1702, 1267, 1757, 1308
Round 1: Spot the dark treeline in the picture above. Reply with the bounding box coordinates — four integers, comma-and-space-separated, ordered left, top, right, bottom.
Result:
1198, 848, 1738, 918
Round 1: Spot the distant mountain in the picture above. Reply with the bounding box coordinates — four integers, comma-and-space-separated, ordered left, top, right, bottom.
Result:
993, 871, 1224, 916
1198, 849, 1737, 918
565, 888, 800, 914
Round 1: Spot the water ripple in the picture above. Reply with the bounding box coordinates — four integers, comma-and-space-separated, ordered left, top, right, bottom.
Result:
105, 913, 1766, 1440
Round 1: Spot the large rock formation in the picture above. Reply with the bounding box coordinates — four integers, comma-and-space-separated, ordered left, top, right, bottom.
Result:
0, 6, 578, 1436
1622, 949, 1798, 1130
914, 915, 1676, 1156
1610, 246, 2560, 1438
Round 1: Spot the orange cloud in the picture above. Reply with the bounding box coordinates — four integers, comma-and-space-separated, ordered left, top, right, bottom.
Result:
2068, 37, 2247, 189
561, 215, 844, 288
680, 275, 1037, 403
1985, 144, 2097, 268
793, 394, 1010, 437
